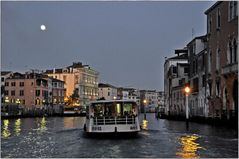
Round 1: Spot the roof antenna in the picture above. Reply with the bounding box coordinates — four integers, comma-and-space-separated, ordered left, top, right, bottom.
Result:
192, 28, 194, 39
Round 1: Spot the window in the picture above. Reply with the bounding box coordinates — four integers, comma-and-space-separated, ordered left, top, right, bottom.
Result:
20, 90, 24, 96
5, 82, 9, 86
234, 1, 238, 17
5, 90, 8, 96
217, 8, 221, 29
11, 82, 16, 86
216, 81, 220, 97
36, 90, 40, 96
108, 92, 110, 96
216, 49, 220, 70
233, 39, 238, 63
172, 66, 177, 73
11, 90, 15, 96
209, 83, 212, 96
229, 42, 233, 63
184, 67, 189, 73
19, 82, 24, 87
229, 1, 233, 21
208, 15, 212, 33
1, 77, 4, 82
202, 75, 206, 87
208, 51, 212, 72
229, 1, 238, 21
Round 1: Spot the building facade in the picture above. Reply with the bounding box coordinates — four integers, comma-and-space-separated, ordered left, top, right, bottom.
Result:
169, 63, 189, 116
1, 71, 13, 103
187, 35, 208, 117
46, 62, 99, 106
205, 1, 238, 120
98, 83, 117, 100
4, 72, 50, 108
164, 52, 188, 116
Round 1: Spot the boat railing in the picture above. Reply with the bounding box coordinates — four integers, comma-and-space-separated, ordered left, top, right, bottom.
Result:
93, 116, 137, 125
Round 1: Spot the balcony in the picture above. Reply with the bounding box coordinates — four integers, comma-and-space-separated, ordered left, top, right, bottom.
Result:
222, 63, 238, 75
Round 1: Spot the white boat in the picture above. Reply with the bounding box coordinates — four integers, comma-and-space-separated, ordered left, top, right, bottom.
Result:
84, 100, 140, 134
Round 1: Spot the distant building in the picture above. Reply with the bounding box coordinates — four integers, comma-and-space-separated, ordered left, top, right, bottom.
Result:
205, 1, 238, 120
98, 83, 117, 100
1, 71, 13, 103
4, 72, 50, 108
46, 62, 99, 106
187, 35, 208, 117
169, 63, 189, 116
157, 91, 165, 114
140, 90, 158, 113
52, 78, 65, 105
164, 52, 188, 116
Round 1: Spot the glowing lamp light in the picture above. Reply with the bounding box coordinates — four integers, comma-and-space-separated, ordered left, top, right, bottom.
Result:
184, 86, 190, 94
143, 99, 147, 104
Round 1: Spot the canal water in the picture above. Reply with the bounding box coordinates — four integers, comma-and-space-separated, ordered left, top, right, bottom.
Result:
1, 114, 238, 158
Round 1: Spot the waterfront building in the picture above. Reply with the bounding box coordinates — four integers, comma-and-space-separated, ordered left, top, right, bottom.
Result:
169, 63, 189, 116
164, 52, 188, 116
140, 90, 159, 113
46, 62, 99, 106
128, 88, 140, 106
187, 35, 208, 117
98, 83, 117, 100
157, 91, 165, 114
4, 72, 49, 108
205, 1, 238, 120
1, 71, 13, 103
52, 78, 65, 113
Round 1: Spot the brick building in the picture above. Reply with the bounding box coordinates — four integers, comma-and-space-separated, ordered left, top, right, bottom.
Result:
205, 1, 238, 120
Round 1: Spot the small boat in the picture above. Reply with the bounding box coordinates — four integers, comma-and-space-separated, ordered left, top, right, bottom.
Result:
84, 100, 140, 135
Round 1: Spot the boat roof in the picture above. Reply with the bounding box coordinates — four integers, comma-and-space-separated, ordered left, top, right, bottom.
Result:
90, 99, 136, 104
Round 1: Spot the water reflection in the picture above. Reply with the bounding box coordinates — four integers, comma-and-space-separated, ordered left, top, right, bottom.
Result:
141, 119, 148, 130
15, 119, 21, 136
39, 117, 47, 133
176, 135, 204, 158
2, 119, 11, 138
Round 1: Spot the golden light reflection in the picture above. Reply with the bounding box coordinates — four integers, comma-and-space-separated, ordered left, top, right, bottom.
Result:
2, 119, 11, 138
141, 119, 148, 130
39, 117, 47, 133
176, 135, 205, 158
15, 119, 21, 136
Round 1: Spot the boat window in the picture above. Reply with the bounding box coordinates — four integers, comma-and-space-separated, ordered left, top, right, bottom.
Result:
116, 103, 122, 117
104, 103, 115, 117
93, 103, 104, 117
123, 103, 133, 116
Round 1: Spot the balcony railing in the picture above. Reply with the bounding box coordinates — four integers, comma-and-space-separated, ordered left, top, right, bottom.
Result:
93, 116, 136, 125
222, 63, 238, 75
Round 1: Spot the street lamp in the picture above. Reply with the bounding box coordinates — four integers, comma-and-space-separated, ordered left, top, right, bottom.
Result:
113, 96, 116, 100
184, 86, 191, 122
143, 99, 147, 120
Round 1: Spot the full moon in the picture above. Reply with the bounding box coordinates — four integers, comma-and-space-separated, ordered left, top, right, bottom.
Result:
40, 25, 46, 31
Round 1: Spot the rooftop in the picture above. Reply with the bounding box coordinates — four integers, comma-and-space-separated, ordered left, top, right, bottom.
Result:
204, 1, 222, 15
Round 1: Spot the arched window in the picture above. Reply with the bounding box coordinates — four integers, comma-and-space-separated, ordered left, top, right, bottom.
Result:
229, 41, 233, 64
233, 39, 238, 63
217, 8, 221, 28
216, 48, 220, 70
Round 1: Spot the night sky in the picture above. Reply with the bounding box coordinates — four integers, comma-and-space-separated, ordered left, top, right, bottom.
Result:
1, 1, 214, 90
